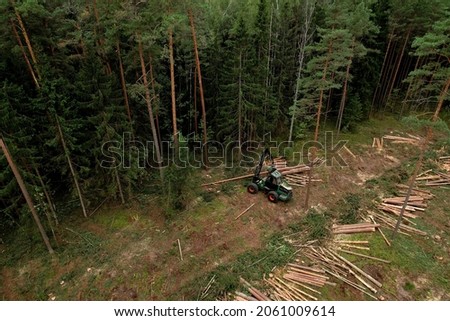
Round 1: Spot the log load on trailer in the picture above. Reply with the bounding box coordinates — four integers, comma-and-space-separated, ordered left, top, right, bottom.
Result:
247, 148, 293, 203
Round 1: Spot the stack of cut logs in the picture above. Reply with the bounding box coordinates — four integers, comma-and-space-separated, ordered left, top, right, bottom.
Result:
264, 265, 327, 301
396, 184, 434, 200
283, 263, 331, 288
301, 246, 382, 299
272, 157, 287, 169
378, 195, 427, 219
383, 134, 422, 146
229, 240, 391, 301
369, 183, 431, 236
332, 223, 379, 234
369, 210, 427, 236
416, 170, 450, 187
284, 174, 322, 187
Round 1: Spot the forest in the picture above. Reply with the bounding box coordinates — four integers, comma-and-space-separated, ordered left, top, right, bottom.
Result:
0, 0, 449, 301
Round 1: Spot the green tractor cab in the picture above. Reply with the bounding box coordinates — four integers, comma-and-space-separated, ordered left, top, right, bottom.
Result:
247, 150, 293, 203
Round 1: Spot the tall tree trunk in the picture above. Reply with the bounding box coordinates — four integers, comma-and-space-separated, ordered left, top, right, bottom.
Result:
189, 10, 208, 166
323, 72, 335, 125
148, 55, 162, 154
433, 79, 450, 122
137, 36, 163, 179
55, 116, 88, 218
10, 19, 39, 89
400, 56, 421, 117
423, 56, 444, 106
10, 1, 40, 80
0, 138, 54, 254
116, 41, 132, 127
193, 65, 198, 137
92, 0, 111, 75
371, 33, 394, 115
263, 3, 274, 134
168, 29, 179, 154
305, 41, 332, 209
288, 0, 314, 144
336, 39, 355, 137
399, 53, 412, 91
238, 50, 243, 151
385, 30, 410, 107
380, 38, 399, 110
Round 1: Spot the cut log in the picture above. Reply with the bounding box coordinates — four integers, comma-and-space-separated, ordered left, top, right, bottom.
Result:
335, 240, 369, 244
235, 203, 256, 220
337, 248, 391, 263
370, 216, 391, 246
328, 249, 382, 288
234, 291, 257, 301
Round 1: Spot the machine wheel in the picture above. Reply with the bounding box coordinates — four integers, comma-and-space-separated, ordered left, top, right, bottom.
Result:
268, 191, 278, 203
247, 183, 258, 194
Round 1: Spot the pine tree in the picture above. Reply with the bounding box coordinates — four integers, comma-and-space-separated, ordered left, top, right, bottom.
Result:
406, 13, 450, 116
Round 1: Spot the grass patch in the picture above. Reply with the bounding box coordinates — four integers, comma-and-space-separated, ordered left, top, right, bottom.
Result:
337, 193, 361, 224
93, 209, 131, 230
303, 208, 331, 241
365, 163, 411, 195
179, 233, 295, 300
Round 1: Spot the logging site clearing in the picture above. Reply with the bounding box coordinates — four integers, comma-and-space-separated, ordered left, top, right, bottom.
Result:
1, 117, 449, 301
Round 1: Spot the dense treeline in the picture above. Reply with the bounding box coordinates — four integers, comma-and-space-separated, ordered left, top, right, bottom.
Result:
0, 0, 449, 251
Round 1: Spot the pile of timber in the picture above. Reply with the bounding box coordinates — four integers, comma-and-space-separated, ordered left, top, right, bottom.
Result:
369, 211, 427, 236
201, 164, 310, 187
382, 134, 422, 146
332, 223, 379, 234
378, 195, 427, 219
263, 265, 328, 301
283, 263, 330, 288
285, 174, 323, 187
396, 184, 434, 200
416, 170, 450, 187
273, 157, 287, 169
300, 246, 382, 299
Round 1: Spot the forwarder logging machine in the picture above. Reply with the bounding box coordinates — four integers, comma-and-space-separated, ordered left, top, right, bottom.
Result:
247, 148, 293, 203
